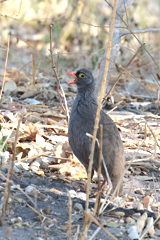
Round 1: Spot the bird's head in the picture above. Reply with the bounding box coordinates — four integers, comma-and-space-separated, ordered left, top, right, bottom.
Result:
67, 68, 94, 89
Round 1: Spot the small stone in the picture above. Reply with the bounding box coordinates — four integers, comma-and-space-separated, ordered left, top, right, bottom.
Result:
74, 203, 83, 211
30, 161, 40, 172
128, 226, 139, 240
100, 218, 107, 226
119, 219, 124, 223
134, 188, 145, 195
125, 217, 131, 223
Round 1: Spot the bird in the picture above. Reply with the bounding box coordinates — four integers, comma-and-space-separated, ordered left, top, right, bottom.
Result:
67, 68, 124, 195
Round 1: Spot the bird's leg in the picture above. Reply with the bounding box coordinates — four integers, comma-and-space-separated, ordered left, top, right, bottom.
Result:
84, 169, 94, 190
101, 179, 106, 189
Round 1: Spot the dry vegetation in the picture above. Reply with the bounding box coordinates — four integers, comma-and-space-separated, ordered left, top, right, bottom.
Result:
0, 0, 160, 239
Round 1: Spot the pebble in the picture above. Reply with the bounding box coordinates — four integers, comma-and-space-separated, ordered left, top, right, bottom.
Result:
74, 203, 83, 211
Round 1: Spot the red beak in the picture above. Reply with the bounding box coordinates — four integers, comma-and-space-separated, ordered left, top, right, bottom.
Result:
67, 71, 78, 85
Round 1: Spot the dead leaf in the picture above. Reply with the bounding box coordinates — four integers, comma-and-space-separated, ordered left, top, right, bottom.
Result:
143, 196, 150, 209
24, 122, 39, 140
106, 219, 119, 228
8, 102, 21, 111
20, 90, 40, 99
42, 206, 51, 215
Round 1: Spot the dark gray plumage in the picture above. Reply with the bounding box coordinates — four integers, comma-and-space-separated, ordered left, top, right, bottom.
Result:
67, 68, 124, 195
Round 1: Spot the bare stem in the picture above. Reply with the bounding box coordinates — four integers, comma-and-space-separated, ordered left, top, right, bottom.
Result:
102, 43, 145, 104
32, 52, 36, 88
68, 191, 72, 240
81, 1, 119, 239
49, 24, 67, 114
0, 34, 10, 101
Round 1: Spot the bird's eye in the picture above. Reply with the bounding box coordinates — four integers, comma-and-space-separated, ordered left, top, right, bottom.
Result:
79, 73, 85, 78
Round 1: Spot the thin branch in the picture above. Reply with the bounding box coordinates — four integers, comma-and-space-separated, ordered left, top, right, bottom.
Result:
32, 52, 36, 88
49, 24, 69, 121
121, 28, 160, 37
81, 1, 119, 239
0, 34, 10, 101
49, 24, 65, 112
2, 117, 21, 217
95, 0, 135, 96
68, 191, 72, 240
87, 210, 118, 240
106, 0, 159, 69
102, 43, 145, 104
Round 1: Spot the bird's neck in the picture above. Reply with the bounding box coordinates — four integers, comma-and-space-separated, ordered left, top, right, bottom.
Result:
77, 83, 95, 100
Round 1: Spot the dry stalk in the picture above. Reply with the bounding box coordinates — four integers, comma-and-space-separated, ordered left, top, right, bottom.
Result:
88, 227, 101, 240
6, 117, 21, 209
85, 133, 112, 207
68, 190, 72, 240
106, 101, 123, 114
59, 84, 70, 121
122, 66, 155, 102
94, 125, 103, 217
139, 215, 160, 240
85, 133, 112, 234
99, 135, 147, 214
5, 153, 72, 166
102, 43, 145, 104
106, 0, 159, 70
111, 137, 147, 201
126, 179, 133, 201
145, 121, 160, 149
0, 34, 10, 101
137, 52, 160, 89
87, 209, 118, 240
2, 117, 21, 216
152, 173, 159, 216
102, 156, 112, 193
32, 52, 36, 88
81, 1, 119, 239
2, 156, 12, 217
84, 126, 103, 238
0, 113, 22, 153
49, 24, 69, 121
0, 173, 48, 240
74, 225, 80, 240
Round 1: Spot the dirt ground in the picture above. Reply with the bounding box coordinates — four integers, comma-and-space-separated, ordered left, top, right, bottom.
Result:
0, 110, 160, 240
